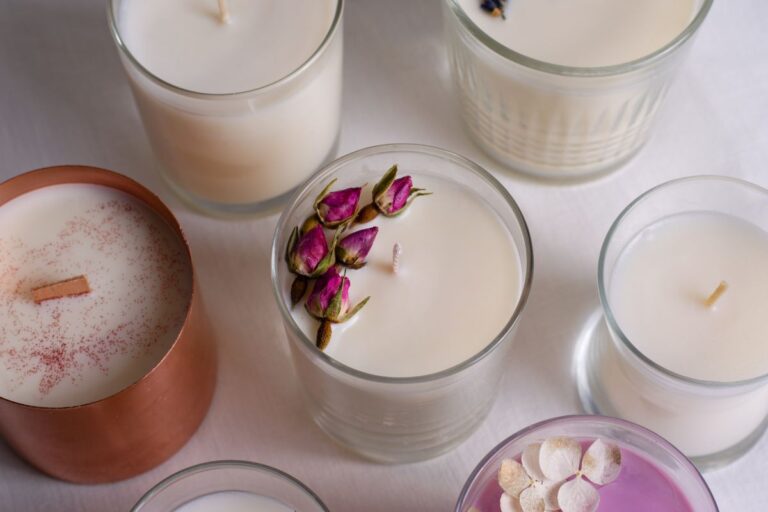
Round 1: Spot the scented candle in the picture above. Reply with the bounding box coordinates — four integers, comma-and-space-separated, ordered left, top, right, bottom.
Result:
455, 416, 717, 512
0, 166, 215, 483
272, 144, 532, 462
109, 0, 343, 213
578, 176, 768, 468
0, 183, 191, 407
442, 0, 712, 178
132, 461, 328, 512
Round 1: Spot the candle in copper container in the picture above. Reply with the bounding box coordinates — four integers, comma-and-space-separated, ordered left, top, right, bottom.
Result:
0, 166, 215, 483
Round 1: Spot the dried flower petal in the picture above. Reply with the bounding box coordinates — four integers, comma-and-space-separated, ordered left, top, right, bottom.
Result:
313, 179, 362, 228
498, 459, 530, 498
581, 439, 622, 485
336, 227, 379, 269
522, 443, 547, 483
557, 477, 599, 512
519, 486, 546, 512
540, 437, 582, 482
500, 493, 522, 512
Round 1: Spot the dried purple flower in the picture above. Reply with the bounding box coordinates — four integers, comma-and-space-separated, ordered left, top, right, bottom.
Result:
336, 227, 379, 269
313, 179, 363, 228
305, 266, 370, 324
285, 225, 340, 278
373, 165, 430, 217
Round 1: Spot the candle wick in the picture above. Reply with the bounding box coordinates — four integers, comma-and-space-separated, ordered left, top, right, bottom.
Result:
32, 275, 91, 304
704, 280, 728, 308
392, 243, 402, 274
217, 0, 231, 24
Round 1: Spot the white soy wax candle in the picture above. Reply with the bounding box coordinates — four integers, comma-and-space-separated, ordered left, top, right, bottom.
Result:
272, 145, 533, 462
443, 0, 712, 178
175, 491, 292, 512
109, 0, 343, 213
0, 183, 192, 407
579, 176, 768, 469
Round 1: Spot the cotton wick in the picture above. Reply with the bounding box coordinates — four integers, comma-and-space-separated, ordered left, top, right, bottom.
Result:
392, 243, 402, 274
217, 0, 231, 24
32, 275, 91, 304
704, 281, 728, 308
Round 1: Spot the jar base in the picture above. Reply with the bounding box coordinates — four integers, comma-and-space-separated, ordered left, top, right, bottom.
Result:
573, 308, 768, 471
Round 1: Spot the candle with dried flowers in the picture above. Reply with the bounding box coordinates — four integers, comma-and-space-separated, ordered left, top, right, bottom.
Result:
0, 183, 192, 407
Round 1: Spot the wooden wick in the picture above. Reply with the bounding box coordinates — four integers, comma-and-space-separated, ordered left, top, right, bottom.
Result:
32, 276, 91, 304
704, 280, 728, 308
217, 0, 231, 24
392, 243, 402, 274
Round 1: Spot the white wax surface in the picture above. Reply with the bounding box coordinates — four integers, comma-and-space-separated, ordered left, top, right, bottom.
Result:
293, 177, 522, 378
457, 0, 697, 67
0, 184, 192, 407
118, 0, 335, 94
609, 212, 768, 382
175, 491, 294, 512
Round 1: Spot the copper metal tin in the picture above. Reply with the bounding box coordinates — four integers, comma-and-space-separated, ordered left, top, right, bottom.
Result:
0, 166, 216, 484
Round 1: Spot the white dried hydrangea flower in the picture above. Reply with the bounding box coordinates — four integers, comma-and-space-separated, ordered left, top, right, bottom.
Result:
497, 437, 622, 512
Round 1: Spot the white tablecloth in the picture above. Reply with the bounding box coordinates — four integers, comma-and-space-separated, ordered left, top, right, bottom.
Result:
0, 1, 766, 510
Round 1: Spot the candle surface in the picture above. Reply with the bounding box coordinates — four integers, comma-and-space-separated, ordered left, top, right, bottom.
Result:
174, 491, 293, 512
0, 184, 191, 407
475, 442, 694, 512
119, 0, 335, 94
293, 177, 522, 378
457, 0, 696, 67
609, 212, 768, 382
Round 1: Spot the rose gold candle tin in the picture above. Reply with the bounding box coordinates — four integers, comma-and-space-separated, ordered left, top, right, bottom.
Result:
0, 166, 216, 483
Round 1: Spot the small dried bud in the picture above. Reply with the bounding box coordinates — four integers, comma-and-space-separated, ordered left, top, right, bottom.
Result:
285, 225, 340, 278
305, 266, 369, 323
316, 320, 333, 351
336, 227, 379, 269
355, 203, 379, 224
313, 178, 363, 228
372, 164, 431, 217
290, 276, 309, 307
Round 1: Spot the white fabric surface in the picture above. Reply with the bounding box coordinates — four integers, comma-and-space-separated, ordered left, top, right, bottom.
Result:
0, 0, 767, 510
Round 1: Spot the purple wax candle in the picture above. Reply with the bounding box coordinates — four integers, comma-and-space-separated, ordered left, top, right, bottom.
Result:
456, 416, 718, 512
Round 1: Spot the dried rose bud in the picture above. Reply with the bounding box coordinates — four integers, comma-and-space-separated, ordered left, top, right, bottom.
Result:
285, 225, 339, 278
336, 227, 378, 269
305, 266, 369, 324
314, 178, 363, 228
373, 164, 430, 217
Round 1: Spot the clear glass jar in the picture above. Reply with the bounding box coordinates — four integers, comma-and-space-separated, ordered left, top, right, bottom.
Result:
107, 0, 343, 215
270, 144, 533, 463
442, 0, 712, 180
455, 415, 718, 512
576, 176, 768, 470
131, 461, 328, 511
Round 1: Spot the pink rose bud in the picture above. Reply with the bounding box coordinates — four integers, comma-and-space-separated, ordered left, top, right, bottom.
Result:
285, 225, 339, 278
373, 164, 430, 216
314, 179, 363, 228
305, 266, 370, 324
336, 227, 379, 269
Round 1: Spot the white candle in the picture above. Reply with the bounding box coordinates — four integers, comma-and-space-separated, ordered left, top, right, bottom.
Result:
112, 0, 342, 209
292, 177, 523, 377
444, 0, 708, 178
0, 184, 191, 407
175, 491, 293, 512
601, 212, 768, 456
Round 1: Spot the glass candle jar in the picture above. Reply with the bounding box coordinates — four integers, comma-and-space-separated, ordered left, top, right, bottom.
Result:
270, 144, 533, 463
108, 0, 343, 215
576, 176, 768, 470
456, 415, 718, 512
132, 461, 328, 511
442, 0, 712, 180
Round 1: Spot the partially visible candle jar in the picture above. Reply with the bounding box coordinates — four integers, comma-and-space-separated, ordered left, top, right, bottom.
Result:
577, 176, 768, 469
0, 166, 215, 483
132, 461, 328, 512
271, 144, 532, 463
456, 416, 718, 512
442, 0, 712, 179
108, 0, 343, 214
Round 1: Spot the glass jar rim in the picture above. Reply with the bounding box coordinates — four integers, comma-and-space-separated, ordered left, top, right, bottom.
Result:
598, 175, 768, 389
107, 0, 343, 98
454, 414, 718, 511
270, 143, 534, 385
131, 460, 329, 511
444, 0, 713, 78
